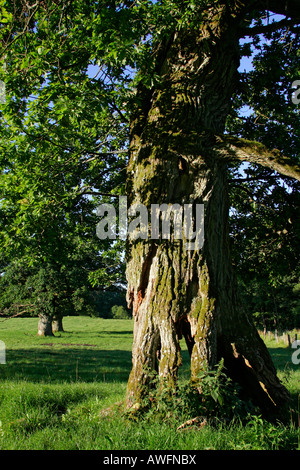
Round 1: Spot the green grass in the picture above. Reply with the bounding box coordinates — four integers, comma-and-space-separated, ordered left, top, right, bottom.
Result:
0, 316, 299, 450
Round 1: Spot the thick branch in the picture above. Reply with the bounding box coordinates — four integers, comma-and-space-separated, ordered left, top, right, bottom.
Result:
0, 311, 29, 321
216, 135, 300, 181
233, 0, 300, 21
81, 191, 121, 198
239, 17, 297, 37
259, 0, 300, 19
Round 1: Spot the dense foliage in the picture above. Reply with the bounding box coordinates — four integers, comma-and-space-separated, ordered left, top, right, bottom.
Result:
228, 17, 300, 329
0, 0, 128, 323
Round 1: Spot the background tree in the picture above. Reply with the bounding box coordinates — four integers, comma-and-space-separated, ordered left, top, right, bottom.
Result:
228, 15, 300, 331
0, 0, 128, 334
230, 172, 300, 331
111, 304, 131, 319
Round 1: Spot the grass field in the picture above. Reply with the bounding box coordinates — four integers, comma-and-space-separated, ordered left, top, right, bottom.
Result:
0, 316, 299, 450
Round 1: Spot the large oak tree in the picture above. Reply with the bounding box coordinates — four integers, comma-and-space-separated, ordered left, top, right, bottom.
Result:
125, 1, 300, 420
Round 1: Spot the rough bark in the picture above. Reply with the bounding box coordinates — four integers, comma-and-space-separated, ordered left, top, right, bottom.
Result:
125, 3, 291, 419
37, 313, 53, 336
216, 136, 300, 182
52, 314, 64, 333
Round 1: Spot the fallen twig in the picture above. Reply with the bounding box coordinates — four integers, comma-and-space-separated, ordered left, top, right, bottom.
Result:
177, 416, 207, 431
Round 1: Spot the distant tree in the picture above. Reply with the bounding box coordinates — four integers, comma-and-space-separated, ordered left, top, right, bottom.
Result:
111, 304, 131, 319
0, 247, 100, 334
89, 287, 128, 319
0, 1, 127, 334
228, 21, 300, 332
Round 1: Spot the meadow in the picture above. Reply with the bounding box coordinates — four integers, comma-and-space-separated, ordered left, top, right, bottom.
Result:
0, 316, 299, 450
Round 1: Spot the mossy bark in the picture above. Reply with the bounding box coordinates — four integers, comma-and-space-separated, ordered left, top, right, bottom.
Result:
125, 4, 290, 419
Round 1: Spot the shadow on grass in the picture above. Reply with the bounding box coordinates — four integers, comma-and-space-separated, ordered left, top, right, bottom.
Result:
267, 345, 299, 373
58, 330, 134, 336
97, 331, 134, 336
1, 347, 132, 384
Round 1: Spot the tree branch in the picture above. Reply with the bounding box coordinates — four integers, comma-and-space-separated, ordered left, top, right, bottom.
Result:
216, 135, 300, 181
0, 311, 28, 321
259, 0, 300, 19
84, 150, 128, 164
81, 191, 122, 198
0, 303, 35, 321
230, 174, 279, 183
239, 17, 297, 37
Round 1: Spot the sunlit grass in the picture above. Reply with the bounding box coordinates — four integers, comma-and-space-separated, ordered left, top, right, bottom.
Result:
0, 317, 299, 450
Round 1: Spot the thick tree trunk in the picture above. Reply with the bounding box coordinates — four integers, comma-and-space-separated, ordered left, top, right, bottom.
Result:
125, 4, 290, 419
52, 314, 64, 333
37, 313, 53, 336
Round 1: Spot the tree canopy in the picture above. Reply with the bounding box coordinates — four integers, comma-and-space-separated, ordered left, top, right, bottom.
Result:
1, 0, 299, 213
0, 0, 129, 329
